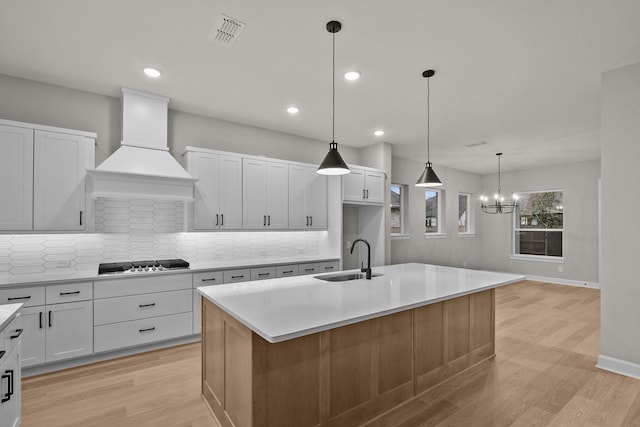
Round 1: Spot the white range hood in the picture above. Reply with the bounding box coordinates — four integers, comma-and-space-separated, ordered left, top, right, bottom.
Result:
87, 88, 197, 201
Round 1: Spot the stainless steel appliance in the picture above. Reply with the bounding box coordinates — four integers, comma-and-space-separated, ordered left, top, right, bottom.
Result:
98, 259, 189, 275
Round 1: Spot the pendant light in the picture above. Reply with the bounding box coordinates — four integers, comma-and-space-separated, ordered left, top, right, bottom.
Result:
480, 153, 517, 214
415, 69, 442, 187
317, 20, 351, 176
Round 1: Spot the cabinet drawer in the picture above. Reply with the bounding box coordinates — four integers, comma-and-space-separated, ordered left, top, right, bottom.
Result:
94, 274, 192, 299
251, 266, 276, 281
94, 289, 192, 326
4, 314, 22, 356
223, 269, 251, 283
318, 261, 340, 273
276, 264, 299, 278
298, 262, 322, 275
94, 312, 193, 353
0, 286, 45, 307
46, 281, 93, 304
193, 271, 224, 287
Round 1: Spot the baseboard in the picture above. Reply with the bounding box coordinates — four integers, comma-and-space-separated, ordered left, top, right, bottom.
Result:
525, 274, 600, 289
22, 334, 201, 377
596, 354, 640, 379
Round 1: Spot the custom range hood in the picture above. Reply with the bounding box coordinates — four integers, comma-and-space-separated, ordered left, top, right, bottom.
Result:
87, 88, 197, 201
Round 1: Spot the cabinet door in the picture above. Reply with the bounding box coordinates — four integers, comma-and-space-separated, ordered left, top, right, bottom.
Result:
242, 159, 267, 229
19, 307, 45, 368
0, 124, 33, 230
364, 171, 385, 204
307, 169, 328, 229
342, 167, 365, 202
288, 165, 308, 229
219, 155, 243, 229
0, 344, 21, 427
33, 130, 88, 230
265, 162, 289, 228
192, 153, 221, 230
45, 301, 93, 363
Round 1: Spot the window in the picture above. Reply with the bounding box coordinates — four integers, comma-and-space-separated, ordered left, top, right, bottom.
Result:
390, 184, 404, 234
458, 193, 471, 233
514, 190, 563, 258
425, 189, 443, 234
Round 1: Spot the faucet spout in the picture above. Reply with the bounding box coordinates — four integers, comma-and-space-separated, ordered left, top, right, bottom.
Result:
350, 238, 372, 279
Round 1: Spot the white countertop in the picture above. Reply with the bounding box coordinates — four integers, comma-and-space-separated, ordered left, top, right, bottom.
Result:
0, 304, 22, 331
197, 263, 525, 343
0, 255, 339, 287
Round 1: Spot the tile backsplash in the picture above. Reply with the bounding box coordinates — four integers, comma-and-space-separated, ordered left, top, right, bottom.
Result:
0, 231, 323, 276
0, 198, 324, 276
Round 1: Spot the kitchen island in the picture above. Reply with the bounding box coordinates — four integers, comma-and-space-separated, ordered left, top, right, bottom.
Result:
197, 263, 524, 427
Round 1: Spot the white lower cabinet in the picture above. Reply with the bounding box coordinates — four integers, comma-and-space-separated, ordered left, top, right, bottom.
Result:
0, 312, 22, 427
93, 274, 193, 353
94, 312, 192, 353
2, 282, 93, 368
20, 301, 93, 367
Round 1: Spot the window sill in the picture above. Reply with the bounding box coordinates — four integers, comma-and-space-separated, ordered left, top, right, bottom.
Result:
424, 233, 447, 239
458, 233, 476, 238
509, 255, 564, 263
391, 234, 411, 240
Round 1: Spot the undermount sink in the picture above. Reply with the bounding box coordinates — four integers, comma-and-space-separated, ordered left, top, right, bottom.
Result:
314, 272, 383, 282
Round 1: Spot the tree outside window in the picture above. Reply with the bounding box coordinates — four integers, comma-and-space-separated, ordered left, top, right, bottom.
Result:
514, 190, 563, 257
458, 193, 471, 233
390, 184, 403, 234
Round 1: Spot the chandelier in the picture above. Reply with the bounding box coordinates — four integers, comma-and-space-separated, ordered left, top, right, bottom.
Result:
481, 153, 517, 214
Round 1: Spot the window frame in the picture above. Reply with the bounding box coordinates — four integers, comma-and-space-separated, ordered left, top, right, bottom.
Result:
511, 189, 564, 262
424, 188, 445, 237
390, 183, 409, 238
457, 192, 474, 236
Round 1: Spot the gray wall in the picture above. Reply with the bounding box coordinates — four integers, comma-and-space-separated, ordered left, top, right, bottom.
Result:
600, 61, 640, 366
390, 156, 484, 268
480, 160, 600, 283
0, 73, 360, 167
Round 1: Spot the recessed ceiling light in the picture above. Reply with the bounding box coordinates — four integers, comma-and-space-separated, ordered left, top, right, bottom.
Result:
286, 106, 300, 114
344, 71, 360, 81
143, 67, 162, 78
374, 130, 385, 136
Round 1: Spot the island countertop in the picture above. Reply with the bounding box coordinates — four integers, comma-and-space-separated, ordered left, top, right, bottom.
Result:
197, 262, 525, 343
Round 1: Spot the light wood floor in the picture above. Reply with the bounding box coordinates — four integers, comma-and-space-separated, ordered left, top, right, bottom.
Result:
21, 281, 640, 426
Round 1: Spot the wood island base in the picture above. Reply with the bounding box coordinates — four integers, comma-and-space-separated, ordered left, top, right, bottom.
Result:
201, 289, 495, 427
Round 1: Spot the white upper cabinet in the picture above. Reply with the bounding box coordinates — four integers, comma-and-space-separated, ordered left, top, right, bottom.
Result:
187, 150, 242, 230
289, 165, 328, 229
0, 120, 95, 232
243, 159, 288, 229
342, 166, 385, 205
33, 130, 90, 231
0, 124, 34, 230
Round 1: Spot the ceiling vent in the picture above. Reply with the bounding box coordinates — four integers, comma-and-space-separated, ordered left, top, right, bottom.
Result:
210, 14, 245, 46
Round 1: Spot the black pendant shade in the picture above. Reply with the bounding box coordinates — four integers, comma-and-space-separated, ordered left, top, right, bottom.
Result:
415, 161, 442, 187
317, 20, 351, 176
415, 69, 442, 187
318, 141, 350, 175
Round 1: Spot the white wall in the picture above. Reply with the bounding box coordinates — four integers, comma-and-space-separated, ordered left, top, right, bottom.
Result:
480, 160, 600, 283
599, 61, 640, 372
390, 156, 484, 268
0, 73, 360, 166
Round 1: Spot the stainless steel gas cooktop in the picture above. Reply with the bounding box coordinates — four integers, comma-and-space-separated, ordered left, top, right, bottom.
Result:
98, 259, 190, 275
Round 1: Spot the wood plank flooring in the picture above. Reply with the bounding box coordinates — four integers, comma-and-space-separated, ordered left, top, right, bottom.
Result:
21, 281, 640, 426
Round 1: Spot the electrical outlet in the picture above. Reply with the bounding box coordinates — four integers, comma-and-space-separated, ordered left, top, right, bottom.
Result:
56, 259, 71, 268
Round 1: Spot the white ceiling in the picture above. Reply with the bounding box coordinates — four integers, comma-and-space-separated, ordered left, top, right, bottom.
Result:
1, 0, 639, 174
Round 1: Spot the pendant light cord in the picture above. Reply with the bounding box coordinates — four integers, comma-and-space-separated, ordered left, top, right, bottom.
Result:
497, 153, 502, 196
427, 75, 430, 163
332, 32, 336, 143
